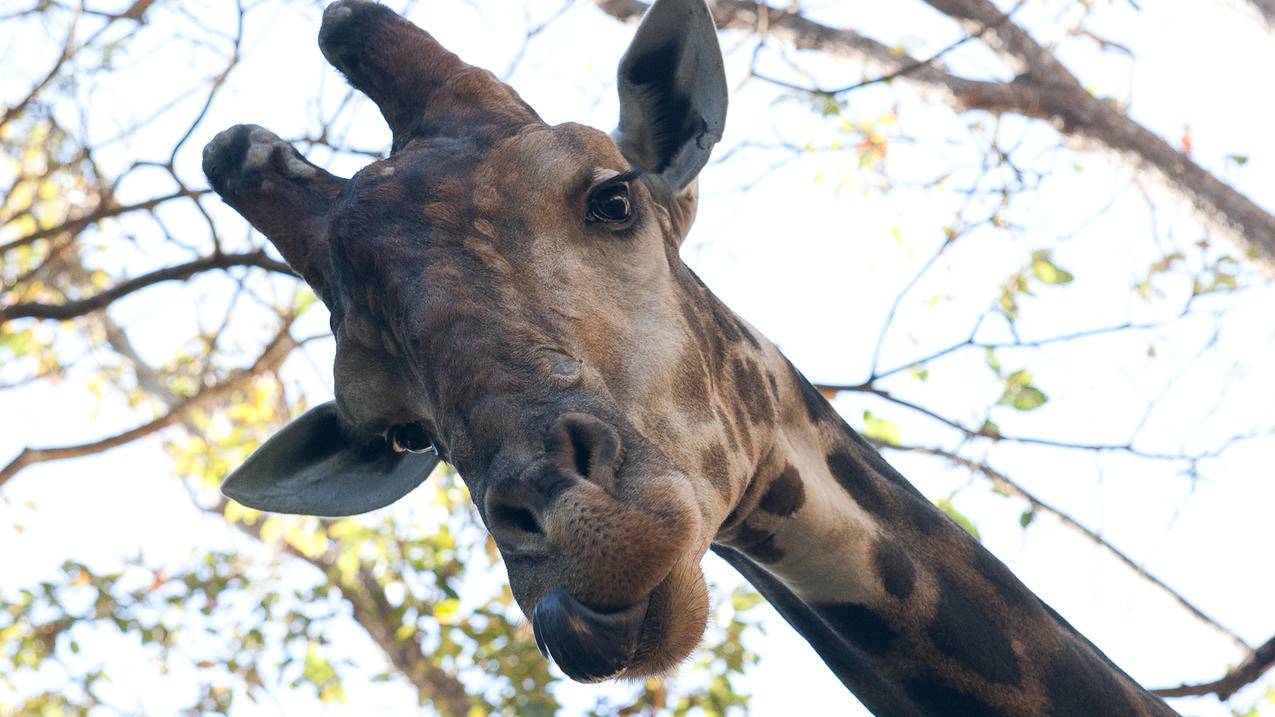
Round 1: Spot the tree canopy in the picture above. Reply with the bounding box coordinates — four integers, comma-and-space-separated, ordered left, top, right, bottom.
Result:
2, 1, 1273, 715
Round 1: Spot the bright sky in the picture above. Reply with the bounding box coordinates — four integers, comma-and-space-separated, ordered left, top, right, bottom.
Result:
2, 0, 1274, 715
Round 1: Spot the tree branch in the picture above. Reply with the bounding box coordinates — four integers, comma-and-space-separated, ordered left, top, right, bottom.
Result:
215, 507, 472, 716
95, 305, 474, 716
883, 442, 1250, 653
0, 189, 208, 256
819, 381, 1242, 465
0, 319, 296, 490
0, 10, 78, 127
592, 0, 1275, 275
1153, 634, 1275, 700
0, 251, 296, 323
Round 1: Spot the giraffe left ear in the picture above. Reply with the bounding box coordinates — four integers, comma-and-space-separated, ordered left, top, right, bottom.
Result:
613, 0, 727, 192
221, 401, 439, 517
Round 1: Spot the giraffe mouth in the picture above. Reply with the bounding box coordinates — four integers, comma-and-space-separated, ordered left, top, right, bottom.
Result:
531, 589, 652, 682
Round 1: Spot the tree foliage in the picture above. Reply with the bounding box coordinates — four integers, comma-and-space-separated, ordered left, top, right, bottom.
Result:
3, 1, 1274, 715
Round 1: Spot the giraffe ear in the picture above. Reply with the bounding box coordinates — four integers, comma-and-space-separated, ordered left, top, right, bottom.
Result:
613, 0, 727, 192
221, 401, 438, 517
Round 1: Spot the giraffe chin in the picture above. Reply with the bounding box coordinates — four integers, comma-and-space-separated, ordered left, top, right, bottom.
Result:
532, 560, 710, 683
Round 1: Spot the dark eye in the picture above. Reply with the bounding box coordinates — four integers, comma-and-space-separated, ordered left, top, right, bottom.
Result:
388, 423, 436, 455
587, 183, 632, 223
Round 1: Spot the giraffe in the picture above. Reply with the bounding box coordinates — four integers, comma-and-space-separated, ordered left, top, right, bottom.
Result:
201, 0, 1180, 714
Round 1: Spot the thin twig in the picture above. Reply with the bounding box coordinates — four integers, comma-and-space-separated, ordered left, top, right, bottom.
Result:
1, 251, 295, 323
883, 442, 1251, 653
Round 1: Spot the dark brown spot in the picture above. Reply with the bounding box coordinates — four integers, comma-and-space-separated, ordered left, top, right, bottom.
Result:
733, 314, 761, 349
901, 490, 945, 534
973, 546, 1038, 618
735, 523, 783, 563
902, 675, 1013, 717
927, 573, 1022, 686
700, 442, 731, 502
733, 357, 774, 426
707, 299, 741, 344
815, 603, 900, 655
729, 396, 755, 457
759, 464, 804, 517
826, 449, 891, 519
788, 358, 830, 423
873, 539, 916, 601
1044, 639, 1143, 717
673, 349, 712, 422
714, 404, 740, 454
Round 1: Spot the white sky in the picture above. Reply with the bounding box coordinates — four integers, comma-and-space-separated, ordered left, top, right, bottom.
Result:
2, 0, 1274, 715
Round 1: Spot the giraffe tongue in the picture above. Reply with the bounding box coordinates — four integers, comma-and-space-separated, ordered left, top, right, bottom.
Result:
531, 590, 649, 683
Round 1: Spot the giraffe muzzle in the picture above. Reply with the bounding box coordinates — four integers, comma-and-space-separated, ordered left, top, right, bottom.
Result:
531, 589, 650, 683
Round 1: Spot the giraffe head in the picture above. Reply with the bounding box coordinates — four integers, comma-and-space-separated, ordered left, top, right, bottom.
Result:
204, 0, 755, 682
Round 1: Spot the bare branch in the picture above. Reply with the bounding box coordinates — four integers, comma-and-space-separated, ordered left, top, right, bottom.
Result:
819, 0, 1027, 96
94, 305, 475, 716
0, 9, 79, 127
883, 442, 1251, 653
1154, 634, 1275, 700
0, 251, 296, 323
593, 0, 1275, 275
820, 381, 1247, 464
0, 319, 297, 490
217, 510, 473, 716
0, 189, 208, 256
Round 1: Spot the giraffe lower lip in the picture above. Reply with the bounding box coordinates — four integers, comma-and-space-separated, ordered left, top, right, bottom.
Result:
531, 590, 650, 683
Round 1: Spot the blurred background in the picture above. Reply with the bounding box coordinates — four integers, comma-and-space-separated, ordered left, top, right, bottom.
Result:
2, 0, 1274, 715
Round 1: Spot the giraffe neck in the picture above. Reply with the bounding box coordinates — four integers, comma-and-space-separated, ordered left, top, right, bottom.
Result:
713, 343, 1177, 717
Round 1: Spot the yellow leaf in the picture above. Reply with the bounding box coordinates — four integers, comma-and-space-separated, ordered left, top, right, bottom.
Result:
433, 598, 461, 624
223, 500, 261, 525
36, 179, 59, 200
285, 524, 329, 558
259, 516, 284, 545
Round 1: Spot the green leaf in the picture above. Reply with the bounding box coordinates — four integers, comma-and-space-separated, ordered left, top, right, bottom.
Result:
979, 419, 1001, 438
1010, 386, 1047, 411
730, 589, 763, 613
1019, 510, 1036, 528
1030, 250, 1075, 285
997, 369, 1049, 411
935, 499, 980, 541
293, 288, 319, 316
985, 348, 1002, 377
862, 410, 901, 446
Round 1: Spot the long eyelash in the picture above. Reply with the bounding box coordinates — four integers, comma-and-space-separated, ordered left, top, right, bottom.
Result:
603, 169, 643, 188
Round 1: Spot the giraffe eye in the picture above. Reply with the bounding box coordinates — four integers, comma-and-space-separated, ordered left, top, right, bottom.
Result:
388, 423, 436, 455
587, 182, 632, 223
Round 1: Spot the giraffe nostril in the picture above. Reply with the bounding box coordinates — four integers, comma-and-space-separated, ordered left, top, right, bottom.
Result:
492, 503, 542, 536
571, 431, 593, 479
546, 413, 621, 495
485, 483, 550, 556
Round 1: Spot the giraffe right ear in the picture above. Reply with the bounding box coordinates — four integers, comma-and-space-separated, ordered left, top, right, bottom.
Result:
203, 124, 345, 305
221, 401, 439, 517
613, 0, 727, 193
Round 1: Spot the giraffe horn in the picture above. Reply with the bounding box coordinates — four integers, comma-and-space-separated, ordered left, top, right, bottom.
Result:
202, 124, 345, 306
318, 1, 540, 150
